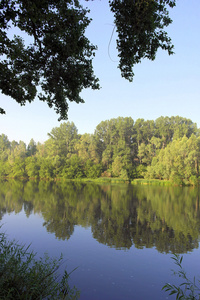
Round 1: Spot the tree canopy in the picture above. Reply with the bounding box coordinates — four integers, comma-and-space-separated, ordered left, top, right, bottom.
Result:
0, 115, 199, 184
0, 0, 176, 119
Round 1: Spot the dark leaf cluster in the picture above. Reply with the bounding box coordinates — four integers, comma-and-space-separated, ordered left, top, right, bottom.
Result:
0, 0, 176, 119
0, 0, 99, 120
109, 0, 176, 81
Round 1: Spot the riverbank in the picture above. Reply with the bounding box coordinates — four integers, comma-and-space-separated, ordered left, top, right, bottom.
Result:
1, 176, 198, 186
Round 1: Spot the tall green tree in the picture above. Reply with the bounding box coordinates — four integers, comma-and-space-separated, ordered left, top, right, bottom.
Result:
27, 139, 37, 156
145, 135, 200, 185
25, 156, 40, 179
95, 117, 135, 168
133, 119, 155, 148
47, 121, 78, 158
155, 116, 197, 147
0, 134, 10, 161
75, 133, 100, 163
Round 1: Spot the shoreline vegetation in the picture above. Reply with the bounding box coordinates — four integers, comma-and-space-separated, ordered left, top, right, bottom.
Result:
1, 116, 200, 186
0, 230, 80, 299
0, 176, 196, 187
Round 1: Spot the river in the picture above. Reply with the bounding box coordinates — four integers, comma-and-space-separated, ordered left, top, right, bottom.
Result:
1, 180, 200, 299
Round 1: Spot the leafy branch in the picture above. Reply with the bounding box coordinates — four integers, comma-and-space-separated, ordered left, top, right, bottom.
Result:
162, 254, 200, 299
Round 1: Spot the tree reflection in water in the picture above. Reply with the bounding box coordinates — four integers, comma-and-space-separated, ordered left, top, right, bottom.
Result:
0, 180, 199, 253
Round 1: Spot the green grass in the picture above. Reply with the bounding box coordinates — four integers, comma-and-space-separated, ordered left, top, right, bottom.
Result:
62, 177, 130, 184
131, 179, 173, 186
0, 230, 79, 299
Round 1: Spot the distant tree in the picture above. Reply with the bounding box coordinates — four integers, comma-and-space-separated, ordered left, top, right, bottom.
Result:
47, 122, 78, 158
27, 139, 37, 156
0, 134, 10, 161
11, 157, 27, 178
84, 160, 102, 178
133, 119, 155, 148
0, 0, 175, 119
75, 133, 100, 164
25, 156, 40, 179
62, 154, 85, 179
155, 116, 197, 147
13, 141, 27, 159
39, 158, 54, 179
145, 135, 200, 184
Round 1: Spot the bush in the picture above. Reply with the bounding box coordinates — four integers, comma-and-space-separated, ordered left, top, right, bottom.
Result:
162, 254, 200, 299
0, 230, 79, 299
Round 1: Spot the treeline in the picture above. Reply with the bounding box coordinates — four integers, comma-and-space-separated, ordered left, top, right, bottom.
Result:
0, 116, 200, 184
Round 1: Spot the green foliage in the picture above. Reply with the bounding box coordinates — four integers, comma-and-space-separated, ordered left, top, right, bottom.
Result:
0, 161, 10, 177
11, 157, 27, 179
163, 254, 200, 299
109, 0, 176, 81
84, 160, 103, 178
25, 156, 40, 179
39, 158, 54, 179
0, 230, 79, 299
62, 155, 85, 179
47, 122, 78, 158
27, 139, 37, 156
146, 135, 200, 184
0, 1, 176, 118
0, 0, 99, 120
0, 116, 199, 184
135, 165, 147, 178
132, 179, 172, 186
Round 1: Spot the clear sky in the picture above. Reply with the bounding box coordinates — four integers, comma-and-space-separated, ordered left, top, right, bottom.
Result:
0, 0, 200, 145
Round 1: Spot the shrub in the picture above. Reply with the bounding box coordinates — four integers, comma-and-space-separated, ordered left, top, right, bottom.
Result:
0, 230, 79, 299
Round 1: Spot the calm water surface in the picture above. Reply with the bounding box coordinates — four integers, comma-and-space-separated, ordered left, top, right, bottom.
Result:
1, 180, 200, 300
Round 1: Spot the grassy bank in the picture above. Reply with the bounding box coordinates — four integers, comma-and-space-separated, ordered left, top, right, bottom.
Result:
131, 179, 173, 186
1, 176, 198, 187
69, 177, 130, 184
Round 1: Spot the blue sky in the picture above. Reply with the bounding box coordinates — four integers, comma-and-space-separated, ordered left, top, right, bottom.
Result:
0, 0, 200, 145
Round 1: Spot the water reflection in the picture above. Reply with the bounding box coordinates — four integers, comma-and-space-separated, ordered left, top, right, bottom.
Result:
0, 180, 200, 253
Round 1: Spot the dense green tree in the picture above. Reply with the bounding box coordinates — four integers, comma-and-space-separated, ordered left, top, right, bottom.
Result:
39, 157, 54, 179
0, 0, 175, 119
13, 141, 27, 159
25, 156, 40, 179
0, 134, 10, 161
138, 137, 162, 165
133, 119, 155, 148
11, 157, 27, 178
155, 116, 197, 148
95, 117, 135, 175
75, 133, 100, 164
0, 160, 10, 177
27, 139, 37, 156
112, 156, 123, 177
47, 121, 78, 158
145, 135, 200, 184
62, 154, 85, 179
75, 133, 91, 163
84, 160, 102, 178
